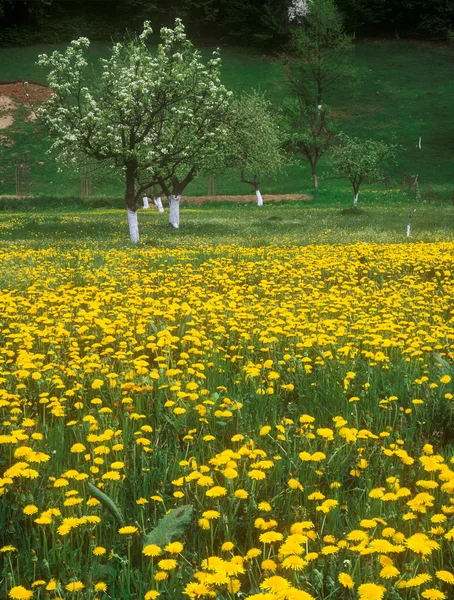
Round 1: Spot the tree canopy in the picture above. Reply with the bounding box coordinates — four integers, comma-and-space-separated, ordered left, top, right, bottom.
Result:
1, 0, 453, 47
37, 19, 233, 240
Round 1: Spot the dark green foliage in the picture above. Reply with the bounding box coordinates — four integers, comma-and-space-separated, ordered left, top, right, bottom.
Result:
285, 0, 355, 107
282, 100, 337, 188
1, 0, 454, 47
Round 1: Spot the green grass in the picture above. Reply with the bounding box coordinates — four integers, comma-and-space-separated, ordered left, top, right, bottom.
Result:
0, 197, 451, 248
0, 40, 453, 200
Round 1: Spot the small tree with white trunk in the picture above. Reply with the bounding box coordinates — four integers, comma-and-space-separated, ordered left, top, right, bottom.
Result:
228, 91, 284, 206
331, 133, 399, 207
37, 20, 231, 241
282, 98, 336, 188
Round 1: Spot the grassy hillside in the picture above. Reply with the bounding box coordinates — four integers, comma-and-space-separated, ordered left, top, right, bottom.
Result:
0, 40, 453, 202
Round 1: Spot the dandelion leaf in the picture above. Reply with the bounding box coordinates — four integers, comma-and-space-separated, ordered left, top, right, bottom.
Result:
88, 482, 124, 526
143, 505, 193, 547
91, 562, 117, 584
433, 352, 452, 375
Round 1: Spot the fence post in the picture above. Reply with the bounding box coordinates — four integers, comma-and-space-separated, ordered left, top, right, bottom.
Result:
15, 162, 29, 196
207, 175, 216, 197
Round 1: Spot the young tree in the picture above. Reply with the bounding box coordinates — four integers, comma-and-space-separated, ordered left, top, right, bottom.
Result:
228, 91, 284, 206
282, 98, 336, 188
331, 133, 399, 207
285, 0, 354, 107
37, 20, 231, 241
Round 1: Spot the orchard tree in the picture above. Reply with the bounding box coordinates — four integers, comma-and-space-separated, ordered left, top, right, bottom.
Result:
142, 26, 232, 229
282, 98, 335, 188
331, 133, 399, 207
228, 91, 284, 206
285, 0, 354, 107
37, 20, 232, 242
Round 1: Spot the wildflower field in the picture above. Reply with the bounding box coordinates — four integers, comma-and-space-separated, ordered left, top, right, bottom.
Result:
1, 236, 454, 600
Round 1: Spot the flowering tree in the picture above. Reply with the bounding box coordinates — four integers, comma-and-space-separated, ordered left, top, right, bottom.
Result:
37, 20, 232, 241
145, 22, 232, 229
288, 0, 312, 23
331, 133, 399, 207
228, 91, 284, 206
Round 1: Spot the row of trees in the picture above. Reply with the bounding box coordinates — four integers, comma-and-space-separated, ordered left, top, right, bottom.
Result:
37, 2, 398, 243
1, 0, 454, 46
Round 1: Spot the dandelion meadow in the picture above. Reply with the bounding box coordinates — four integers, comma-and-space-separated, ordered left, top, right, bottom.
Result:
1, 239, 454, 600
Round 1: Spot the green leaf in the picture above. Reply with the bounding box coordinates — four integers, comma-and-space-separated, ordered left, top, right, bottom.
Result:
433, 352, 452, 375
88, 482, 124, 526
91, 562, 117, 584
143, 505, 193, 547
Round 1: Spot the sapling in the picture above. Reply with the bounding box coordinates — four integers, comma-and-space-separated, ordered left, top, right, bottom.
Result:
228, 91, 284, 206
331, 133, 399, 207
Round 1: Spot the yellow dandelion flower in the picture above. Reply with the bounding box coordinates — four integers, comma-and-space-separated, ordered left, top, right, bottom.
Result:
338, 573, 354, 589
436, 571, 454, 584
357, 583, 386, 600
143, 544, 162, 557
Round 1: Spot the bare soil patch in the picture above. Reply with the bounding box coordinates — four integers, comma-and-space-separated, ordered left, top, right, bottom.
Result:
182, 194, 311, 204
0, 81, 52, 130
0, 81, 53, 103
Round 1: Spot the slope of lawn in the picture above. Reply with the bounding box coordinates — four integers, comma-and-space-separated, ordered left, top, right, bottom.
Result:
0, 199, 451, 249
0, 40, 453, 201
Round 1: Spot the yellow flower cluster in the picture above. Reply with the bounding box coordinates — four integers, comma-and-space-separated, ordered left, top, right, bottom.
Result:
0, 241, 453, 599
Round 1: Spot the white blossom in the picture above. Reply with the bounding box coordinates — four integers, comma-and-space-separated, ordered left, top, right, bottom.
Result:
288, 0, 311, 23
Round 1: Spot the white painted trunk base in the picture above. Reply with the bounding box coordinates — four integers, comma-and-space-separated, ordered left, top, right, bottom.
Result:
313, 174, 318, 189
169, 195, 180, 229
154, 196, 164, 212
143, 196, 150, 209
127, 209, 139, 243
353, 192, 359, 207
406, 224, 411, 237
256, 189, 263, 207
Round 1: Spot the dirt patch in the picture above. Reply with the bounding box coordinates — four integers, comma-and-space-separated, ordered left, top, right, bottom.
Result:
0, 114, 14, 129
331, 109, 354, 120
181, 194, 311, 204
0, 95, 15, 111
0, 134, 14, 146
0, 81, 52, 129
0, 94, 16, 129
0, 81, 53, 104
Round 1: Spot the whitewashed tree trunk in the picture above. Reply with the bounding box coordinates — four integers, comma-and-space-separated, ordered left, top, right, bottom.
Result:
406, 224, 411, 237
256, 189, 263, 207
313, 174, 318, 189
353, 192, 359, 207
154, 196, 164, 212
127, 209, 139, 243
169, 195, 180, 229
143, 196, 150, 209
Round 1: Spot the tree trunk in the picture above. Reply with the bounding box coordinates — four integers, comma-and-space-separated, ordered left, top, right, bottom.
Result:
125, 163, 139, 243
154, 196, 164, 212
353, 191, 359, 207
143, 196, 150, 209
311, 165, 318, 189
256, 189, 263, 207
169, 195, 180, 228
317, 80, 323, 108
127, 209, 139, 243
